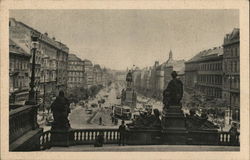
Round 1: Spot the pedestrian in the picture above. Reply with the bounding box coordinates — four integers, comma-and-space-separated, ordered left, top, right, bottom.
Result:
118, 120, 126, 146
229, 122, 238, 146
99, 117, 102, 125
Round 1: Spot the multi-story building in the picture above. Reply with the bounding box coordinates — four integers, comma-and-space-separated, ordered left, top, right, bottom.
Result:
196, 47, 223, 99
93, 64, 103, 86
9, 39, 31, 104
185, 51, 205, 93
83, 59, 94, 88
9, 18, 69, 100
67, 54, 84, 88
222, 28, 240, 121
185, 47, 224, 99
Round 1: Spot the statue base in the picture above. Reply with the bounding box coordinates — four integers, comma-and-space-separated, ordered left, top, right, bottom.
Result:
51, 128, 74, 147
161, 105, 188, 144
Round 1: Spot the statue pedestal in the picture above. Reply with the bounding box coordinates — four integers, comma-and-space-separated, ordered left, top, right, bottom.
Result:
51, 128, 74, 147
161, 105, 188, 144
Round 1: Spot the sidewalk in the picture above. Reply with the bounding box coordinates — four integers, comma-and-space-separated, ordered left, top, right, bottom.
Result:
45, 144, 240, 152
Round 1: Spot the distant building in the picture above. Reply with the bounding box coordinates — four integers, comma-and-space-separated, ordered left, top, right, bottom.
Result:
155, 50, 185, 99
222, 28, 240, 121
83, 59, 94, 88
93, 64, 102, 86
185, 51, 205, 93
9, 39, 31, 104
67, 54, 84, 88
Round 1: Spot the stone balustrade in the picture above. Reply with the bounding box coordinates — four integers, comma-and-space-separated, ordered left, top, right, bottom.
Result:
9, 105, 43, 151
38, 128, 239, 150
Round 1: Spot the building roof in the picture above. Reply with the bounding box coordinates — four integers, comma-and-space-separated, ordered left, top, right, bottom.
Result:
68, 54, 82, 61
9, 39, 31, 57
224, 28, 240, 45
10, 18, 69, 52
186, 47, 223, 63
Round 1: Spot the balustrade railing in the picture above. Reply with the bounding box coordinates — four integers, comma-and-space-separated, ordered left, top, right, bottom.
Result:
40, 131, 52, 150
9, 105, 38, 143
73, 129, 119, 145
38, 129, 240, 150
218, 131, 240, 146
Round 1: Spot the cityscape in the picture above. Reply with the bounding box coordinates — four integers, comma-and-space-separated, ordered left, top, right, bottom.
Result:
8, 10, 240, 152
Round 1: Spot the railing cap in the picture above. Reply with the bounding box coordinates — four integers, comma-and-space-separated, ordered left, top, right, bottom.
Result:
10, 104, 38, 116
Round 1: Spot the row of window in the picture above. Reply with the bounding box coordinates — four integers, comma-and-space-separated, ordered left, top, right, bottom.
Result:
68, 66, 83, 71
10, 58, 29, 71
224, 46, 239, 58
69, 61, 83, 65
199, 62, 222, 71
68, 77, 84, 82
10, 76, 29, 90
224, 60, 239, 73
198, 75, 222, 85
68, 71, 84, 76
224, 76, 240, 89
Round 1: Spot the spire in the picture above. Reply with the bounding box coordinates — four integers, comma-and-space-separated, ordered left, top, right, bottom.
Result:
169, 49, 173, 60
166, 49, 174, 64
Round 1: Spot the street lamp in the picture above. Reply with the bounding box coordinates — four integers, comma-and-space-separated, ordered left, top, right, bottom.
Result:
26, 34, 39, 105
228, 75, 234, 124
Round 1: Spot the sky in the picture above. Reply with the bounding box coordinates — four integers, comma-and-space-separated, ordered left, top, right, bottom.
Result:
10, 10, 239, 70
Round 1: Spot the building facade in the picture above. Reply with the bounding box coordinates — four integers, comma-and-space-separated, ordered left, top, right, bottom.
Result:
222, 28, 240, 121
9, 18, 69, 102
67, 54, 84, 88
196, 47, 223, 99
83, 59, 94, 88
9, 39, 31, 104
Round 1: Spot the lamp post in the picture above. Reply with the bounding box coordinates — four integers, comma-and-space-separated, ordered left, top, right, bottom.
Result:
26, 34, 39, 105
228, 75, 234, 124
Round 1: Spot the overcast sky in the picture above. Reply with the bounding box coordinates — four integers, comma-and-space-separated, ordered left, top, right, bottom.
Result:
10, 10, 239, 70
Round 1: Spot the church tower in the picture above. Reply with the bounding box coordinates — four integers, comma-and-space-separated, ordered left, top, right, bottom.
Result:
166, 49, 174, 64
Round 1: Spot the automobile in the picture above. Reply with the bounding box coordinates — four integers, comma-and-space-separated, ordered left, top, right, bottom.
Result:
113, 105, 132, 120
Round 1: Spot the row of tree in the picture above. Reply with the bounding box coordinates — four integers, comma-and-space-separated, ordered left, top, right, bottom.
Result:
67, 84, 104, 103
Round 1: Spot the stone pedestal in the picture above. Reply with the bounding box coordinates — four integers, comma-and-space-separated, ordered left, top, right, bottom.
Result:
161, 105, 188, 145
51, 128, 74, 147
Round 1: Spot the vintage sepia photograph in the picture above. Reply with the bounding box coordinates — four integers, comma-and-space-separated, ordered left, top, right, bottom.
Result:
7, 9, 241, 152
0, 0, 249, 158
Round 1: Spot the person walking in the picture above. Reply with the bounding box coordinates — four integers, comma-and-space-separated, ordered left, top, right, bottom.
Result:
99, 117, 102, 125
118, 120, 126, 146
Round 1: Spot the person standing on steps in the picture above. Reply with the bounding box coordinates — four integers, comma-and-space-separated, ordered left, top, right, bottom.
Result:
99, 117, 102, 125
